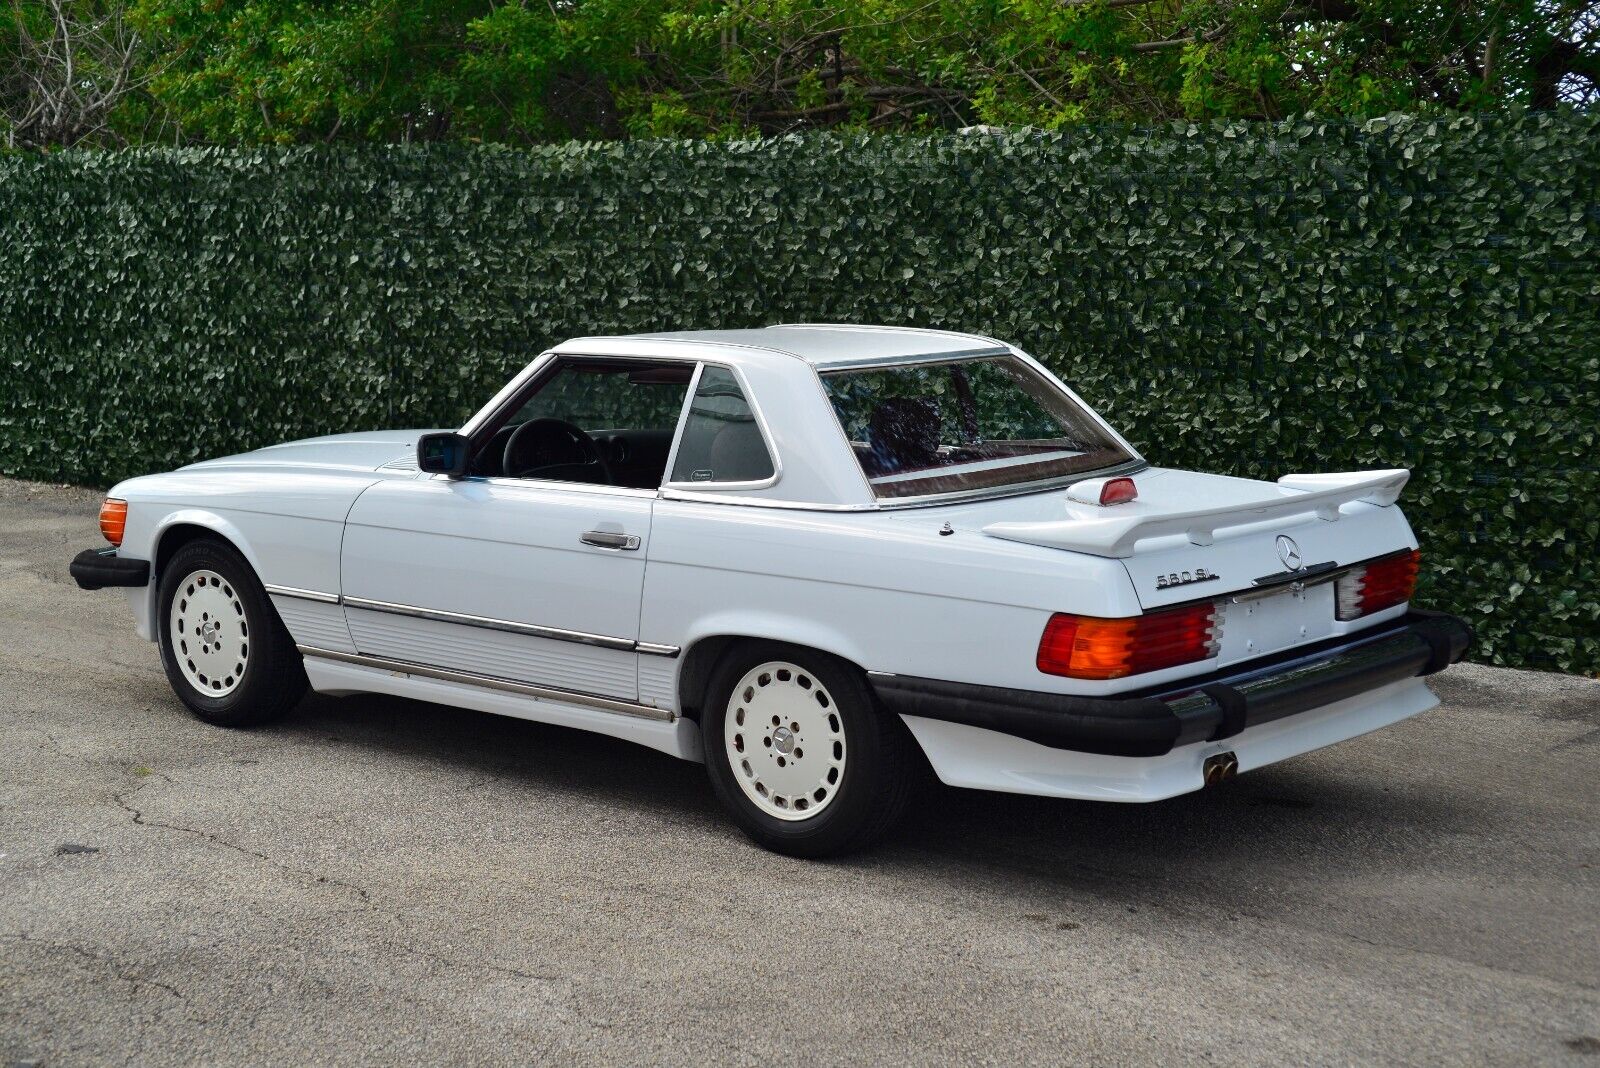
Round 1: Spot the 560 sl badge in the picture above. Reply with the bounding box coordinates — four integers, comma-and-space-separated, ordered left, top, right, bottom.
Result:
1155, 568, 1220, 590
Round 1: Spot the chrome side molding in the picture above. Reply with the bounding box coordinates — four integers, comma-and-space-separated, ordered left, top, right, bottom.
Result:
264, 584, 342, 605
343, 595, 636, 651
266, 587, 680, 657
297, 645, 676, 722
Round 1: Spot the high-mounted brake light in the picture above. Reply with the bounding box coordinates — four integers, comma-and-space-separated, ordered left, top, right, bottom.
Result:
1336, 549, 1420, 620
1099, 477, 1138, 505
1066, 476, 1139, 507
99, 499, 127, 547
1037, 601, 1221, 680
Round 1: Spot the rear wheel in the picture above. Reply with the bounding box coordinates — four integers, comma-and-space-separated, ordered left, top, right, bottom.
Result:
157, 539, 306, 727
701, 642, 916, 858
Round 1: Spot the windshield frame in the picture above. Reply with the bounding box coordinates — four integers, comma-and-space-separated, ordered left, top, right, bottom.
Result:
816, 351, 1146, 507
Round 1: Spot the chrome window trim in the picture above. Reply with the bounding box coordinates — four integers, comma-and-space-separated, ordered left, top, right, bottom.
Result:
814, 350, 1147, 508
458, 474, 660, 499
658, 487, 878, 512
460, 352, 559, 439
660, 361, 784, 494
870, 458, 1151, 510
297, 646, 676, 721
659, 361, 706, 489
264, 584, 341, 604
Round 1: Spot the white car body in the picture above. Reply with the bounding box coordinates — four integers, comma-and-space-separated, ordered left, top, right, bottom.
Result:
89, 325, 1468, 805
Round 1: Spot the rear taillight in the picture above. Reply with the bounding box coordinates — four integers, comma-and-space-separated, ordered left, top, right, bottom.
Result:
1336, 549, 1420, 620
1037, 601, 1221, 680
99, 499, 127, 547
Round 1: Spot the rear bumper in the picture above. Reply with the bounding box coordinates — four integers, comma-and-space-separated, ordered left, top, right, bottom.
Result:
69, 548, 150, 591
868, 610, 1472, 758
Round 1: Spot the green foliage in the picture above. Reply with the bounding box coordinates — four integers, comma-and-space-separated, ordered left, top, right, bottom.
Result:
0, 115, 1595, 673
101, 0, 1600, 147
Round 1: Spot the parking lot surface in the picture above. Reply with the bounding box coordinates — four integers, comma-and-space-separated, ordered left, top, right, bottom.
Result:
1, 476, 1597, 1066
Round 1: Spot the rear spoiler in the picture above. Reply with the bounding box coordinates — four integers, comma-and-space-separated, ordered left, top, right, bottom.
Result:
981, 469, 1410, 559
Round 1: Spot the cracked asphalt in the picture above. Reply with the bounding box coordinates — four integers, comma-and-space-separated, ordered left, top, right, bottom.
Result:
1, 476, 1597, 1067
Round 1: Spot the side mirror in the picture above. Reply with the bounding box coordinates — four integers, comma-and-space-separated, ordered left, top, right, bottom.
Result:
417, 432, 471, 478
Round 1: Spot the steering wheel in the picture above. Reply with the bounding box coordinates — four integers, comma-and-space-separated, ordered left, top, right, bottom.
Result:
502, 418, 613, 484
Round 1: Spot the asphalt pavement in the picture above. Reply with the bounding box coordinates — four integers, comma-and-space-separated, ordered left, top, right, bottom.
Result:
1, 476, 1596, 1066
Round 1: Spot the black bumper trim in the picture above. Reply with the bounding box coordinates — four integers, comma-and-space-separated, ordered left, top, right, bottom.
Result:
869, 610, 1473, 758
70, 548, 150, 591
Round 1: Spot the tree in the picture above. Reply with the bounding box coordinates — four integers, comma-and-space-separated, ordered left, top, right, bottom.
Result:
1, 0, 160, 147
10, 0, 1597, 147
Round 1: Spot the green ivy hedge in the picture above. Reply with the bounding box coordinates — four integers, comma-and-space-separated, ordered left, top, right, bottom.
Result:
1, 115, 1595, 673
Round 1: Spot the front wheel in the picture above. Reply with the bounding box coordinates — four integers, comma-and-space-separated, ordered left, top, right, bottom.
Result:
157, 539, 306, 728
701, 642, 917, 858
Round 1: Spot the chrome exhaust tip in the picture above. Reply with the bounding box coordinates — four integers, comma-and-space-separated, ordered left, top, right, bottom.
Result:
1203, 751, 1239, 786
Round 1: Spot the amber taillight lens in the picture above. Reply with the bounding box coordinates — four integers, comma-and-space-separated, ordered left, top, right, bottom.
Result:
99, 499, 127, 547
1037, 602, 1221, 680
1336, 549, 1420, 620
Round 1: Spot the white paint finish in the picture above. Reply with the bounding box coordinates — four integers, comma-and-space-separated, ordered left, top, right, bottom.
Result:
640, 495, 1149, 696
637, 656, 679, 711
344, 610, 638, 699
340, 476, 654, 699
122, 583, 156, 641
1112, 486, 1416, 610
180, 429, 444, 475
981, 468, 1412, 559
86, 325, 1442, 797
272, 596, 355, 653
109, 467, 393, 627
302, 655, 704, 761
903, 677, 1440, 802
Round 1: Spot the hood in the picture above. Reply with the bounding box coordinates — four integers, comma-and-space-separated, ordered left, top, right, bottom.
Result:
181, 430, 447, 475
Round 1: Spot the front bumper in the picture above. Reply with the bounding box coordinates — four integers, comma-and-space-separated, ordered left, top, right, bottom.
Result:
868, 610, 1472, 758
70, 547, 150, 591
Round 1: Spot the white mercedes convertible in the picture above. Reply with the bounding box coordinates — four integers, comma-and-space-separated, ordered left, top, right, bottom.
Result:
72, 325, 1470, 856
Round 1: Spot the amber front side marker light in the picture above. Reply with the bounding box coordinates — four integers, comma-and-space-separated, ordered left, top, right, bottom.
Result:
99, 499, 128, 547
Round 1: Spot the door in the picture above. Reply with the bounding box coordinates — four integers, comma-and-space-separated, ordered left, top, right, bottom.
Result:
338, 356, 697, 702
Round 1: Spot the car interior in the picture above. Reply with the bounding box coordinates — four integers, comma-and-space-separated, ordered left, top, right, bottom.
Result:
468, 358, 774, 488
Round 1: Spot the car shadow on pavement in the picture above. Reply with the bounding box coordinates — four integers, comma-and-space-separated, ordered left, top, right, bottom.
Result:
277, 687, 1473, 902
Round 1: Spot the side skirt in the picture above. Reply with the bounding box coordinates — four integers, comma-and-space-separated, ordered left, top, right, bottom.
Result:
298, 646, 703, 763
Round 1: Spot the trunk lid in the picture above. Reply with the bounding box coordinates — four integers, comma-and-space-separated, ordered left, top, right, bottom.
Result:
898, 468, 1419, 668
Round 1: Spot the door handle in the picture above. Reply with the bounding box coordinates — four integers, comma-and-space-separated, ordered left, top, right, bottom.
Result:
580, 531, 641, 551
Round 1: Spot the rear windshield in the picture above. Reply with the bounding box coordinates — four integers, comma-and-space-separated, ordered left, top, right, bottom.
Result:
819, 355, 1134, 500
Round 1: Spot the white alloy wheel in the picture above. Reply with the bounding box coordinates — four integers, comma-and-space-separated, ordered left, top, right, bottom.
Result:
723, 660, 847, 821
168, 568, 250, 697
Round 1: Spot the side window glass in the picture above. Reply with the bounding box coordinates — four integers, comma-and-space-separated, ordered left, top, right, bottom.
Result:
477, 359, 692, 487
669, 366, 776, 485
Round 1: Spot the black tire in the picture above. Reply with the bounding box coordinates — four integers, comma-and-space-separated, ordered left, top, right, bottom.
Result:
156, 538, 306, 728
701, 641, 917, 858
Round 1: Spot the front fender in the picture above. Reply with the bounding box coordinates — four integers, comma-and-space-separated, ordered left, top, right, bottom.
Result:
113, 508, 262, 641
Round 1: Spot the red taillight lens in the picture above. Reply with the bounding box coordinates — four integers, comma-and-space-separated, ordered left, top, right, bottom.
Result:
1100, 477, 1138, 505
1037, 602, 1221, 680
99, 499, 127, 547
1336, 549, 1420, 620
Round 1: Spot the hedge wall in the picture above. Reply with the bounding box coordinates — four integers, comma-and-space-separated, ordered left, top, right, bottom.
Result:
1, 115, 1596, 673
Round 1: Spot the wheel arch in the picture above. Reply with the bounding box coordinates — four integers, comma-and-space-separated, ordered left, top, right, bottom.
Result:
153, 512, 263, 581
135, 513, 265, 639
674, 622, 873, 723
